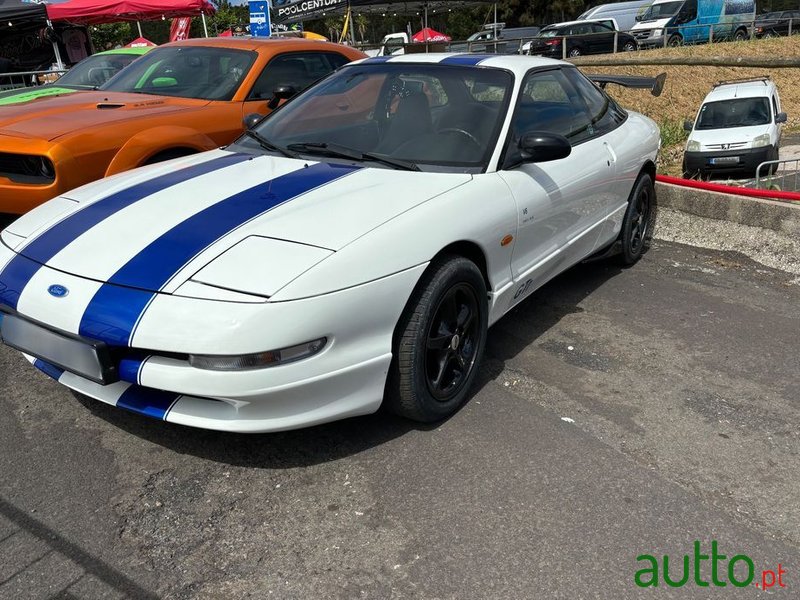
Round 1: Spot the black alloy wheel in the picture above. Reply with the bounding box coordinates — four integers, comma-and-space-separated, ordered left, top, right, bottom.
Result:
386, 256, 488, 422
620, 173, 655, 265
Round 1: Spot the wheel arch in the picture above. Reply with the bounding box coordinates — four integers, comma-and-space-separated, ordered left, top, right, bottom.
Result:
430, 240, 491, 293
639, 159, 656, 184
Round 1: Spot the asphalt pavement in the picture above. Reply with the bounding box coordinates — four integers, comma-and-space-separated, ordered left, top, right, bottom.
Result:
0, 238, 798, 599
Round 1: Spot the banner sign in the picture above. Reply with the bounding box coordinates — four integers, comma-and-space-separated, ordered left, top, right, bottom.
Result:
249, 0, 271, 37
169, 17, 192, 41
272, 0, 347, 24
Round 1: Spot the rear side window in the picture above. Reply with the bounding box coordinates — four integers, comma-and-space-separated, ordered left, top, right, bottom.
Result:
248, 52, 350, 100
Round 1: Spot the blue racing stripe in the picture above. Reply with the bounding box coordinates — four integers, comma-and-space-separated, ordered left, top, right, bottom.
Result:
361, 56, 394, 63
118, 355, 149, 384
440, 54, 495, 66
33, 358, 64, 380
79, 162, 360, 346
116, 385, 180, 420
0, 152, 251, 311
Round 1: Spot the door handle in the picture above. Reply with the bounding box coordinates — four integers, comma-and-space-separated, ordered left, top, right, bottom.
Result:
603, 141, 617, 166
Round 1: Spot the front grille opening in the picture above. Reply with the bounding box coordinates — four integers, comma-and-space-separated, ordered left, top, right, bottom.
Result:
0, 153, 56, 184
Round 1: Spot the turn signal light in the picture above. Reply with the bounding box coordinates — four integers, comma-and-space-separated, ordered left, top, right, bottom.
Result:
189, 337, 327, 371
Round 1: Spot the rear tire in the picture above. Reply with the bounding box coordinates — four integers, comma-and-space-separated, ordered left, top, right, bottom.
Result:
619, 173, 655, 266
733, 28, 748, 41
568, 47, 582, 57
386, 256, 488, 423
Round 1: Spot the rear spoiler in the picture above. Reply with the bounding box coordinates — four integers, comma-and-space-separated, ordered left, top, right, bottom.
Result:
587, 72, 667, 97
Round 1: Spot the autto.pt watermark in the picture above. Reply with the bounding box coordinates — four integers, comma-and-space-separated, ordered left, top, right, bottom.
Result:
635, 541, 787, 591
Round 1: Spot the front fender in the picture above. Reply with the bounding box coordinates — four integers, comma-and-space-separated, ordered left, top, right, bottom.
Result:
105, 126, 219, 176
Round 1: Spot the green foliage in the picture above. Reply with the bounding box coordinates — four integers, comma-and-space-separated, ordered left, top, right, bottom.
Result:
660, 118, 690, 147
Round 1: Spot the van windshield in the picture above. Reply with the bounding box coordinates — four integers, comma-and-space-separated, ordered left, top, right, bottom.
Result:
639, 1, 683, 20
696, 98, 771, 129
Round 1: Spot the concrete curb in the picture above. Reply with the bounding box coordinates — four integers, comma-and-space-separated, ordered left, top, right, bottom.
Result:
656, 181, 800, 237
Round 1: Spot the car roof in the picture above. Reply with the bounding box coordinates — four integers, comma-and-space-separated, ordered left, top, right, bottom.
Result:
157, 36, 353, 52
353, 53, 565, 77
95, 46, 153, 57
705, 80, 774, 102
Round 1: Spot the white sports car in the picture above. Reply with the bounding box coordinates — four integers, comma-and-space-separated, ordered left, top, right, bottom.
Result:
0, 54, 661, 433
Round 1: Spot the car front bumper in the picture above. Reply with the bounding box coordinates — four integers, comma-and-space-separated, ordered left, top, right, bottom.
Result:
683, 146, 775, 177
0, 250, 428, 432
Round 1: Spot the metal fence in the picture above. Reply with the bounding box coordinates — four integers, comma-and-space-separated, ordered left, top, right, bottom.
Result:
754, 158, 800, 192
0, 69, 69, 91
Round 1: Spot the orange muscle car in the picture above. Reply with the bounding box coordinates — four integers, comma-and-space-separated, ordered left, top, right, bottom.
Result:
0, 37, 365, 214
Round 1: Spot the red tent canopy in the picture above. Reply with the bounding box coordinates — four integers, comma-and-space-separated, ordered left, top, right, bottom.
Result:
45, 0, 215, 25
412, 28, 451, 42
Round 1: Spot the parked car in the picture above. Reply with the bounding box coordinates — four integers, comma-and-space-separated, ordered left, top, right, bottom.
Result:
753, 10, 800, 38
683, 77, 786, 178
631, 0, 753, 48
0, 37, 365, 215
0, 47, 152, 106
461, 25, 542, 53
0, 54, 662, 433
527, 21, 638, 57
578, 0, 654, 32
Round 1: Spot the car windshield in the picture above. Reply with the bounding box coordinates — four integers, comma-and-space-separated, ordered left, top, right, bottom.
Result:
696, 97, 771, 129
640, 1, 683, 20
759, 11, 781, 19
101, 46, 257, 101
57, 52, 143, 89
239, 63, 514, 172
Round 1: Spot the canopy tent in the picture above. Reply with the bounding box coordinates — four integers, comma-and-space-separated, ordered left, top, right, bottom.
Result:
272, 0, 490, 25
412, 27, 450, 41
124, 36, 158, 46
45, 0, 216, 25
0, 0, 48, 32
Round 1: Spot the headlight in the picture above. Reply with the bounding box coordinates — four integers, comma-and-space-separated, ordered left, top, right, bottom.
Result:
686, 140, 701, 152
652, 28, 663, 37
189, 337, 327, 371
752, 133, 771, 148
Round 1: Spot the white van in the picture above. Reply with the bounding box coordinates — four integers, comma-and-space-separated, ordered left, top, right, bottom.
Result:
578, 0, 653, 32
683, 77, 787, 177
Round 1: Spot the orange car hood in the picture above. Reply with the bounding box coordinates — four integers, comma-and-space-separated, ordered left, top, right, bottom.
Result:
0, 91, 211, 142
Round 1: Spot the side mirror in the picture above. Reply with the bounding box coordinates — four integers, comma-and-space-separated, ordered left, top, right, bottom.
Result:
267, 85, 298, 110
518, 132, 571, 163
776, 112, 787, 124
635, 14, 642, 21
243, 112, 264, 129
683, 119, 693, 131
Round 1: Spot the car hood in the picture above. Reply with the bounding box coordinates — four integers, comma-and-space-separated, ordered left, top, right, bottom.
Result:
630, 18, 671, 29
5, 149, 471, 297
0, 91, 210, 141
689, 124, 771, 148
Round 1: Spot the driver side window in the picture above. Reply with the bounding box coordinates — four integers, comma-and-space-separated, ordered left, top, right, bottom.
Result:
506, 68, 594, 153
248, 52, 347, 100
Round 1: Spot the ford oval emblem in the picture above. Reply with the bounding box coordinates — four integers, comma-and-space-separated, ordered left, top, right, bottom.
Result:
48, 284, 69, 298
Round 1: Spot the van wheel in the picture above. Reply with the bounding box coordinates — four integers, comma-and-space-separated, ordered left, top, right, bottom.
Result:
619, 173, 654, 266
733, 28, 748, 41
667, 34, 683, 47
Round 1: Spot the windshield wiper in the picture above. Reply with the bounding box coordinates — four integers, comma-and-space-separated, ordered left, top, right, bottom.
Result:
286, 142, 420, 171
244, 130, 300, 159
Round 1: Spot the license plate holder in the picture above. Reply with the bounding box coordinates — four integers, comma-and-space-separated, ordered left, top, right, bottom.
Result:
709, 156, 739, 165
0, 313, 116, 384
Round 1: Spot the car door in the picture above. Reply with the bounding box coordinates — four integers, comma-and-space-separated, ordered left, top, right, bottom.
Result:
588, 22, 616, 53
241, 51, 350, 121
497, 67, 616, 305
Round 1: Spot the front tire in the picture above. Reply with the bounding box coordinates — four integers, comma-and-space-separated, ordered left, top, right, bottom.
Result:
568, 46, 582, 58
619, 173, 655, 265
622, 40, 637, 52
667, 34, 683, 47
386, 256, 488, 422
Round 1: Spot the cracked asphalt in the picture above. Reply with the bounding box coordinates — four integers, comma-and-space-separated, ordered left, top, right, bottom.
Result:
1, 232, 798, 598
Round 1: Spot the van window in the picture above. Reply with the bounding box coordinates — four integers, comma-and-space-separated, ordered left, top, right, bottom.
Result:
696, 98, 771, 129
772, 95, 779, 119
